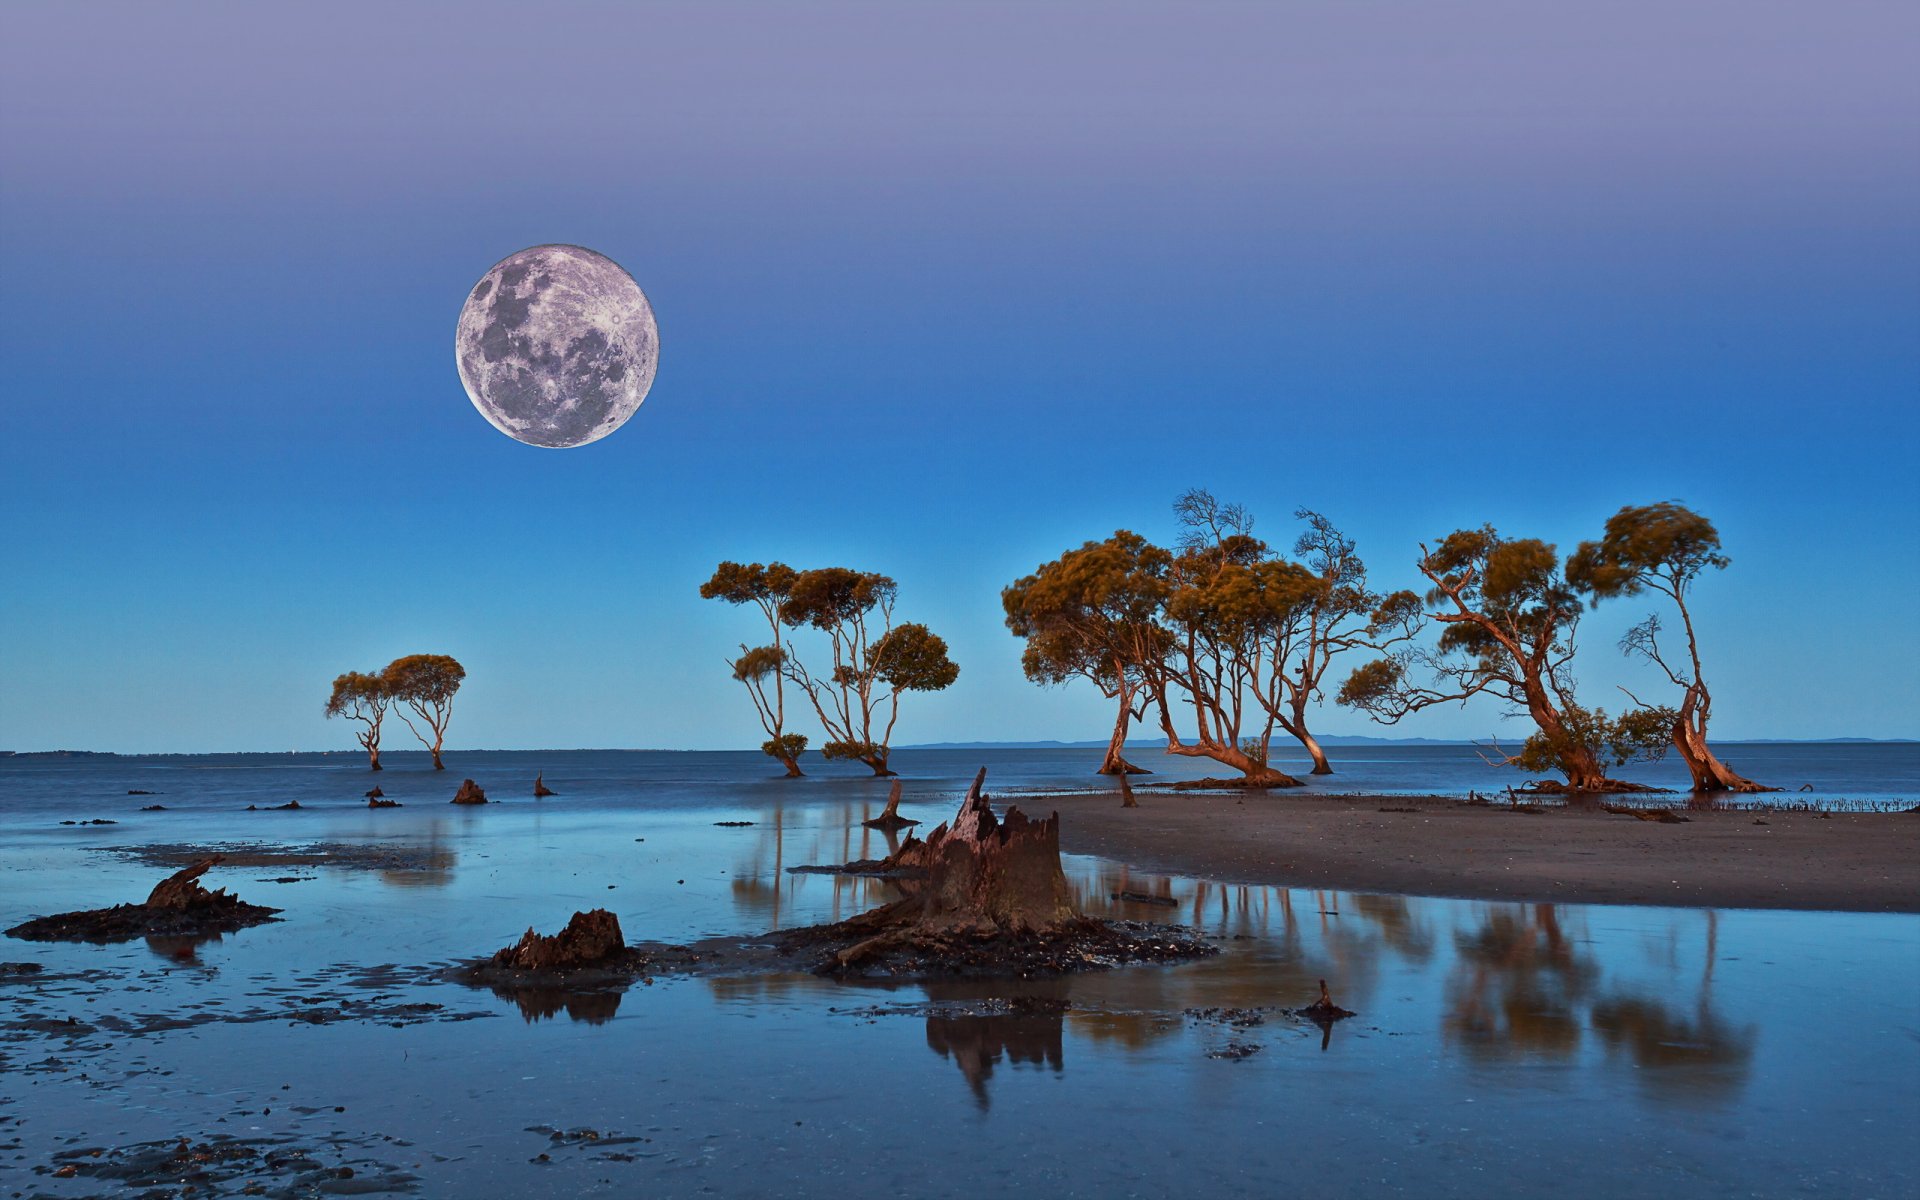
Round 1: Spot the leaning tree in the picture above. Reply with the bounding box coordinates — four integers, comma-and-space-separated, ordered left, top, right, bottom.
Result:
324, 670, 392, 770
1337, 527, 1667, 792
778, 568, 959, 776
1002, 530, 1174, 775
383, 653, 465, 770
1567, 502, 1771, 793
700, 561, 808, 776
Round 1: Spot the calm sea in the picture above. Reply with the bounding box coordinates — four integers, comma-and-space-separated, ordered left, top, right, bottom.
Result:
1, 741, 1913, 822
1, 744, 1915, 1197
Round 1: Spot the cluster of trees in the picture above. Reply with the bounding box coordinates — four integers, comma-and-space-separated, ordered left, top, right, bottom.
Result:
700, 563, 958, 776
324, 654, 466, 771
1004, 491, 1420, 785
1008, 494, 1766, 794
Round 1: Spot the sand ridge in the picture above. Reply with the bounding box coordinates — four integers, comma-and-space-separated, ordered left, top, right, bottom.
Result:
1044, 791, 1920, 912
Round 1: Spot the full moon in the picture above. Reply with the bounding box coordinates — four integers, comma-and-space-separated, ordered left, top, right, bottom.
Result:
454, 245, 658, 448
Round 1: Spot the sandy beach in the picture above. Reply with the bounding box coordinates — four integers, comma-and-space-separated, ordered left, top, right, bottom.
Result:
1048, 791, 1920, 913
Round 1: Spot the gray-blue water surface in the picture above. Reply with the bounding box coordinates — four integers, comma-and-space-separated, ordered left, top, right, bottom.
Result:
1, 750, 1915, 1197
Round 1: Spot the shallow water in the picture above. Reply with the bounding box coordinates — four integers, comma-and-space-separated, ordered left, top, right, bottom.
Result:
2, 755, 1917, 1197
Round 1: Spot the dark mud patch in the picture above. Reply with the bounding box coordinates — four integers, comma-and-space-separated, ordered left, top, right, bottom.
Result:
41, 1132, 420, 1197
5, 899, 281, 944
785, 860, 926, 879
0, 960, 494, 1062
524, 1124, 655, 1165
833, 994, 1070, 1022
103, 841, 455, 875
634, 918, 1216, 981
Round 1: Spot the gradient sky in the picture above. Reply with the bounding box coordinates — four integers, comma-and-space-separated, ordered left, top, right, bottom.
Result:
2, 1, 1916, 754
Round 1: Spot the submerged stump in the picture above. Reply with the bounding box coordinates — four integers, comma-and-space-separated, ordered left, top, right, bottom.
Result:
862, 780, 918, 830
534, 774, 556, 798
491, 909, 626, 971
451, 779, 489, 805
454, 909, 654, 1008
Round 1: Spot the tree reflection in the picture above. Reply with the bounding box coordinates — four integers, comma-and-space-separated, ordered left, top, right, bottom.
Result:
378, 840, 455, 889
485, 982, 624, 1025
1444, 904, 1598, 1062
144, 930, 226, 966
925, 1002, 1066, 1111
1590, 913, 1756, 1100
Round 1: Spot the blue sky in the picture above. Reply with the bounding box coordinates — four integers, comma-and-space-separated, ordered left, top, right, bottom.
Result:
2, 1, 1916, 753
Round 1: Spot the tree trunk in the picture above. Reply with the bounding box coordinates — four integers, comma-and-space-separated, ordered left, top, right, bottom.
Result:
778, 754, 805, 778
368, 752, 382, 771
1673, 713, 1772, 793
1165, 739, 1303, 787
1296, 727, 1333, 775
1096, 702, 1149, 775
1524, 688, 1613, 791
1557, 742, 1612, 792
431, 747, 445, 770
863, 754, 896, 777
865, 779, 917, 830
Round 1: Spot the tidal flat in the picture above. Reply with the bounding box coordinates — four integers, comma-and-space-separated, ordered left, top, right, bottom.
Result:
2, 749, 1917, 1198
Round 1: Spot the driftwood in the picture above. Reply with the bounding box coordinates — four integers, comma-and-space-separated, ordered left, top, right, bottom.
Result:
534, 774, 556, 798
5, 856, 280, 944
863, 780, 918, 830
451, 779, 489, 805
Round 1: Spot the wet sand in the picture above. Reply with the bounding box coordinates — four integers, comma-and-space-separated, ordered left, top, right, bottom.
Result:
1046, 792, 1920, 912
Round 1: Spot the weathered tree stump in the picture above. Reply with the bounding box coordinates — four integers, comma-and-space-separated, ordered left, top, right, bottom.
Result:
490, 909, 626, 971
364, 786, 384, 800
534, 774, 556, 798
6, 856, 280, 944
827, 768, 1085, 969
451, 779, 488, 805
863, 780, 918, 830
145, 857, 227, 910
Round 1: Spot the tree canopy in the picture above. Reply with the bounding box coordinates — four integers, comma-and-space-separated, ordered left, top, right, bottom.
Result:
383, 654, 465, 770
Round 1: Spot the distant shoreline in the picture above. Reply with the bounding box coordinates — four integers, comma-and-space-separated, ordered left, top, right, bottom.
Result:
4, 738, 1913, 758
